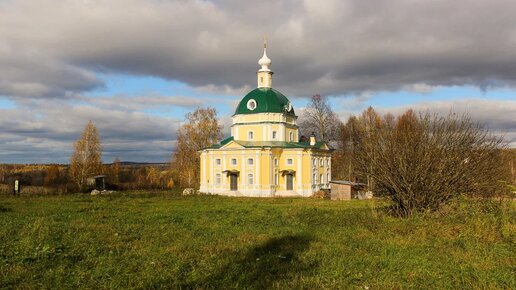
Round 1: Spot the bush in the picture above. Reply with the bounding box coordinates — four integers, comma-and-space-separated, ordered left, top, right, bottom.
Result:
311, 190, 330, 199
347, 108, 510, 216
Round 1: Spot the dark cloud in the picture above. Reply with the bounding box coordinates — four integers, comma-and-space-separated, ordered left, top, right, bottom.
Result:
1, 0, 516, 98
0, 0, 515, 163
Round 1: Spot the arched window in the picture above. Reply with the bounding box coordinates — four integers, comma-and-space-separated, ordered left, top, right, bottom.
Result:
248, 131, 254, 140
289, 132, 294, 141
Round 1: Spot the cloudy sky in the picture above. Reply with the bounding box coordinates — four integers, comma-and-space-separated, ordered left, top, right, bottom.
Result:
0, 0, 515, 163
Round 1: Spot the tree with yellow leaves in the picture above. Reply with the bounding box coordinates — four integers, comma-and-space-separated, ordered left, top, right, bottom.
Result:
70, 121, 103, 190
171, 107, 222, 188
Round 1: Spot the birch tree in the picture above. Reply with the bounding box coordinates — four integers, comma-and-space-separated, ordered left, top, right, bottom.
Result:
171, 107, 222, 188
70, 121, 102, 190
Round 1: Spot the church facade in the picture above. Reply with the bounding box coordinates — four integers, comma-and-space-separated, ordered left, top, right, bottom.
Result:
199, 44, 332, 197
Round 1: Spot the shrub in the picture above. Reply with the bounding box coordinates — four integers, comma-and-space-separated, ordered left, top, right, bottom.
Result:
311, 190, 330, 199
348, 108, 509, 216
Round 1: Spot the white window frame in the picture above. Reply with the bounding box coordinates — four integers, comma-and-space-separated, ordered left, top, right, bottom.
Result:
247, 158, 254, 165
289, 132, 294, 141
247, 173, 254, 185
248, 131, 254, 140
274, 158, 278, 166
287, 158, 293, 165
272, 131, 277, 139
215, 158, 221, 166
313, 173, 317, 184
320, 174, 324, 184
215, 173, 221, 185
275, 173, 278, 185
231, 158, 237, 165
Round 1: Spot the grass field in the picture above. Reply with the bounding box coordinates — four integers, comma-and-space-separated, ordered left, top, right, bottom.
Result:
0, 192, 514, 289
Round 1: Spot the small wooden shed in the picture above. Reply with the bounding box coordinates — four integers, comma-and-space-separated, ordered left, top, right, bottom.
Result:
329, 180, 366, 200
86, 175, 107, 190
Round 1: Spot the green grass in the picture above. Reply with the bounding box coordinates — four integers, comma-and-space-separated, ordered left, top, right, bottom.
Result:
0, 192, 514, 289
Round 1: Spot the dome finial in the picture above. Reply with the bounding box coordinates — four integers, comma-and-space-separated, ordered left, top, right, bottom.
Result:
258, 36, 271, 72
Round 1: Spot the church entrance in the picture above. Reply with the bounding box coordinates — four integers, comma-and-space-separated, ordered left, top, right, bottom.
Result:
286, 174, 293, 191
230, 174, 238, 191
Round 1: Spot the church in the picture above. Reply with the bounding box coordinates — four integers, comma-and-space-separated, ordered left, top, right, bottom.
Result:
199, 44, 332, 197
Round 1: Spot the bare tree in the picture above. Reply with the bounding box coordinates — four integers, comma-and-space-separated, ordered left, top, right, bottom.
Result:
299, 94, 342, 142
70, 121, 102, 190
350, 108, 509, 216
171, 107, 222, 188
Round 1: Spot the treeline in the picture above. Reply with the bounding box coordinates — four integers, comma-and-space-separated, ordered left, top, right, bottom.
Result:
0, 162, 176, 194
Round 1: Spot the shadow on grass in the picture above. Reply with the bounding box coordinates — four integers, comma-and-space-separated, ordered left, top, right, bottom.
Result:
0, 205, 11, 212
195, 234, 315, 289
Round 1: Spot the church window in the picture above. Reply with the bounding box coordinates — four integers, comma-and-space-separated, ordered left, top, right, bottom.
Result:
215, 174, 221, 185
287, 158, 293, 165
274, 158, 278, 166
275, 173, 278, 185
289, 132, 294, 141
247, 99, 257, 110
260, 76, 264, 83
320, 174, 324, 184
248, 174, 254, 185
231, 158, 237, 165
313, 158, 316, 166
313, 173, 317, 184
248, 131, 254, 140
247, 158, 254, 165
327, 173, 330, 183
215, 158, 221, 166
272, 131, 277, 139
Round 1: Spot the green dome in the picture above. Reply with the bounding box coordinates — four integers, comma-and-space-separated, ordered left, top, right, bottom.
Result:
234, 87, 295, 116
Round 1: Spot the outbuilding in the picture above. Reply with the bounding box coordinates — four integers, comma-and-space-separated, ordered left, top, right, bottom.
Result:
329, 180, 366, 200
87, 175, 107, 190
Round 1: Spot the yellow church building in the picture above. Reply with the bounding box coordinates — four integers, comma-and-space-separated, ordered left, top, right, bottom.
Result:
199, 44, 332, 197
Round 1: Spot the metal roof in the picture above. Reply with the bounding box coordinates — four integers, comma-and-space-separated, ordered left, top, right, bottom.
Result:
234, 87, 295, 116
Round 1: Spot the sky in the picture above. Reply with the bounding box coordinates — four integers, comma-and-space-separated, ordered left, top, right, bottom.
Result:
0, 0, 515, 164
